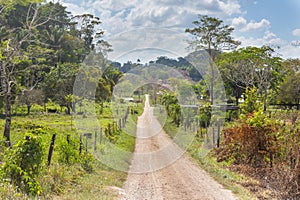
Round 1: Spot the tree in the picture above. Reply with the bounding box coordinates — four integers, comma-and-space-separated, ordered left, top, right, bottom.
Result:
102, 66, 123, 91
19, 89, 44, 114
277, 73, 300, 106
161, 92, 181, 126
42, 62, 80, 110
0, 1, 48, 146
185, 15, 240, 105
0, 1, 112, 147
282, 59, 300, 74
276, 59, 300, 107
217, 46, 282, 111
70, 13, 112, 60
64, 94, 76, 114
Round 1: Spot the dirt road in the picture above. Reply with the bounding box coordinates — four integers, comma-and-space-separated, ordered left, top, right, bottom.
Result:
120, 95, 237, 200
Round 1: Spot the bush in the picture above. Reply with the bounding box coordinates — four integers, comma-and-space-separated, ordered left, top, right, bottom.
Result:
240, 87, 262, 116
198, 103, 211, 127
216, 121, 278, 167
57, 136, 94, 173
1, 133, 44, 196
80, 153, 95, 173
58, 136, 80, 165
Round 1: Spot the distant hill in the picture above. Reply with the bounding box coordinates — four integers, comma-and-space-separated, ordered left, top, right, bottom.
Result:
111, 55, 203, 82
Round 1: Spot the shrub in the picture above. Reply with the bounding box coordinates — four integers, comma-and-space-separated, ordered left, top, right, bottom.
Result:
216, 107, 279, 167
240, 87, 262, 116
80, 153, 95, 173
216, 121, 279, 167
58, 136, 80, 165
2, 133, 44, 196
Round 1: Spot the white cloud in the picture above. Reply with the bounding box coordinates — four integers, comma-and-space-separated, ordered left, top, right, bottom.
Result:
292, 29, 300, 37
107, 27, 190, 63
236, 30, 285, 48
61, 0, 244, 36
231, 17, 247, 28
245, 19, 270, 31
61, 2, 92, 16
232, 17, 270, 32
219, 0, 242, 15
234, 30, 300, 59
62, 0, 265, 62
279, 45, 300, 59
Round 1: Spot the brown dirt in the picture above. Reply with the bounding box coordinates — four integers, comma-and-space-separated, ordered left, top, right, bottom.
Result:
119, 95, 237, 200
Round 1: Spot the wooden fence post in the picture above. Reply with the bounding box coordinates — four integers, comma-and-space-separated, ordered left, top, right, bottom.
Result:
48, 134, 56, 166
83, 133, 93, 153
67, 134, 70, 145
217, 121, 220, 148
205, 122, 208, 143
79, 134, 83, 154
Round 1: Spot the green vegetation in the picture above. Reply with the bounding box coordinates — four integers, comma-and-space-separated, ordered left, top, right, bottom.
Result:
157, 85, 300, 199
156, 19, 300, 197
0, 101, 143, 199
0, 1, 300, 199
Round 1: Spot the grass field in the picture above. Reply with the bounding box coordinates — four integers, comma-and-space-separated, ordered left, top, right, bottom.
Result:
0, 100, 144, 199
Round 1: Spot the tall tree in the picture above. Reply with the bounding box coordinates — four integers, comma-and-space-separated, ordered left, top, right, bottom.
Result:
70, 13, 112, 61
185, 15, 240, 105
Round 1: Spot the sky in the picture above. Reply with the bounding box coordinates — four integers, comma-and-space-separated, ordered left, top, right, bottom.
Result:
56, 0, 300, 63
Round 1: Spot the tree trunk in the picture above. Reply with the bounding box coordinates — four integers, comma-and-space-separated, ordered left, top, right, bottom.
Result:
235, 95, 239, 105
1, 63, 11, 147
72, 101, 76, 113
66, 106, 71, 115
4, 93, 11, 147
208, 44, 214, 105
27, 105, 31, 115
263, 90, 267, 112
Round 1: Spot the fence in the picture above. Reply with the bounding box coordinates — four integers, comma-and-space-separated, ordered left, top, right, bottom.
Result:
47, 106, 132, 166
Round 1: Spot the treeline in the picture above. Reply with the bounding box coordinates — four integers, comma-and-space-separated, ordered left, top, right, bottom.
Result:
112, 56, 202, 82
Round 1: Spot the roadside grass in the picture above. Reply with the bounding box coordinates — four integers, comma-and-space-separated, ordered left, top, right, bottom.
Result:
161, 117, 257, 200
0, 101, 144, 199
